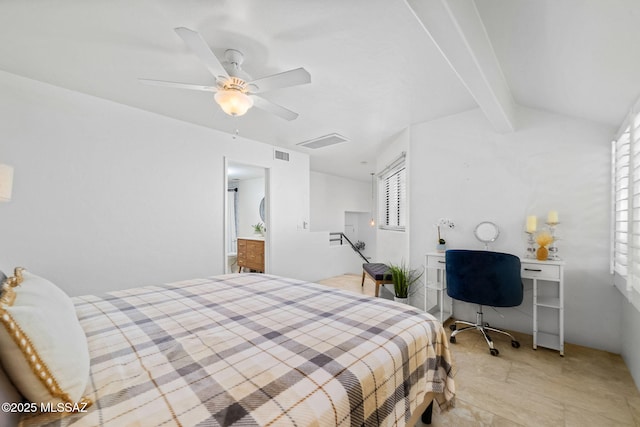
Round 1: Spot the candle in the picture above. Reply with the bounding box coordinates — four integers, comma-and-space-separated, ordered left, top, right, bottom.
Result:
548, 210, 559, 224
526, 215, 537, 233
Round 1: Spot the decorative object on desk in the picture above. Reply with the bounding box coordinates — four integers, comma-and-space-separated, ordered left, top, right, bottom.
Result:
474, 221, 500, 249
535, 230, 554, 260
526, 215, 537, 233
524, 215, 537, 258
388, 261, 423, 303
252, 222, 265, 236
546, 210, 560, 260
435, 218, 455, 252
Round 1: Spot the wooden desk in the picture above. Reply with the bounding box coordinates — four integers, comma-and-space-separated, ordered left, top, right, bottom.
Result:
237, 238, 265, 273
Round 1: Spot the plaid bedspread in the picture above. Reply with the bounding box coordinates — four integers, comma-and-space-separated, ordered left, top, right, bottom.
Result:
21, 273, 455, 427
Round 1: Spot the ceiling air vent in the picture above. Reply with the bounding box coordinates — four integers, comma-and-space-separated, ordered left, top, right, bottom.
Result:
274, 149, 290, 161
296, 133, 349, 149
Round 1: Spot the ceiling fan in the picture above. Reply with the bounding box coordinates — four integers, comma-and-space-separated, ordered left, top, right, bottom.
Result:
139, 27, 311, 120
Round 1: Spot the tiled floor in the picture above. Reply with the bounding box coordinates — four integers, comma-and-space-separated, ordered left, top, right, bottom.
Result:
318, 274, 640, 427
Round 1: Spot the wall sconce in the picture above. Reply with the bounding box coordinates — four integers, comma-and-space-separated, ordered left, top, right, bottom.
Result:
0, 164, 13, 202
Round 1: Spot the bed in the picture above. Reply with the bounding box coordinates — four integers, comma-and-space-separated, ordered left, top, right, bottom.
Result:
4, 272, 455, 426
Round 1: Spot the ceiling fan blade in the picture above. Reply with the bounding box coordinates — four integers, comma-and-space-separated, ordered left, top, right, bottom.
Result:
250, 95, 299, 121
138, 78, 217, 92
174, 27, 229, 80
249, 68, 311, 93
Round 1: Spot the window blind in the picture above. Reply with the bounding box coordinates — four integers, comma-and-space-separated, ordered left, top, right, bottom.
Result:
612, 108, 640, 310
612, 127, 630, 277
380, 164, 406, 231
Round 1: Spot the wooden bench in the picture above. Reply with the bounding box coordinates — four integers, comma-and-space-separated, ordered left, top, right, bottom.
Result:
361, 263, 393, 297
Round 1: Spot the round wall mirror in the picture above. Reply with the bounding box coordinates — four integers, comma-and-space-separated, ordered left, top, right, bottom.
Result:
474, 221, 499, 248
259, 197, 265, 222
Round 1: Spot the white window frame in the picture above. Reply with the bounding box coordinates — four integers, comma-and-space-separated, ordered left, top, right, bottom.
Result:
612, 102, 640, 311
379, 153, 406, 231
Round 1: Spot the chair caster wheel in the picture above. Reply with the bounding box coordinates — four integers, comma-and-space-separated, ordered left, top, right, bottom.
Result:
490, 348, 499, 356
449, 336, 456, 344
449, 324, 456, 331
512, 341, 520, 348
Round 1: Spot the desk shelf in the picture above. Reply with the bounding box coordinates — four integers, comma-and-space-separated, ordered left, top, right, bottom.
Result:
426, 281, 445, 291
427, 305, 451, 321
535, 332, 562, 352
424, 254, 452, 323
523, 258, 565, 356
535, 296, 561, 309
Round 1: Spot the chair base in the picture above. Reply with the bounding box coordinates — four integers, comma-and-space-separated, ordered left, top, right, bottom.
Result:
449, 305, 520, 356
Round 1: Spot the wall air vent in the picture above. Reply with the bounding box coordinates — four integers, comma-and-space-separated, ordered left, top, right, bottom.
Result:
274, 149, 290, 161
296, 133, 349, 149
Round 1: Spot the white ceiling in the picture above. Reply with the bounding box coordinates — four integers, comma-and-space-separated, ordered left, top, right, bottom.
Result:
1, 0, 639, 181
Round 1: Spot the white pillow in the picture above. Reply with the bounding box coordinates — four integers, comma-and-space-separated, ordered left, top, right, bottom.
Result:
0, 268, 91, 406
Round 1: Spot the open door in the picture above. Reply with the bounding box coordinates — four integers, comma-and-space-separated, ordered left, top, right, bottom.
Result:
225, 161, 268, 274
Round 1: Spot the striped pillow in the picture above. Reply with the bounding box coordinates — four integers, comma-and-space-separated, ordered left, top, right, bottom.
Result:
0, 268, 91, 407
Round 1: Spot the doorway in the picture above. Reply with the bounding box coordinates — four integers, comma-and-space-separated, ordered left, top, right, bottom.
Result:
225, 161, 268, 274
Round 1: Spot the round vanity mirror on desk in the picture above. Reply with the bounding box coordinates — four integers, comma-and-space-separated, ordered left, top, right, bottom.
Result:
475, 221, 499, 249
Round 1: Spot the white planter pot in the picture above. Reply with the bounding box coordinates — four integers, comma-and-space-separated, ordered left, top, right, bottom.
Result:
394, 297, 409, 304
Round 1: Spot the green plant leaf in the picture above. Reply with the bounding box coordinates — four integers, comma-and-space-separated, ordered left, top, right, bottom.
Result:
388, 261, 424, 299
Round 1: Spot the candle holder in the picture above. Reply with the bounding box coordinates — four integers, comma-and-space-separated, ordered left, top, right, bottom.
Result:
525, 231, 536, 258
546, 222, 560, 260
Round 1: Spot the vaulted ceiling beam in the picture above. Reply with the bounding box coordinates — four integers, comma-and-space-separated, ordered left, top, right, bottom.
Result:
406, 0, 516, 133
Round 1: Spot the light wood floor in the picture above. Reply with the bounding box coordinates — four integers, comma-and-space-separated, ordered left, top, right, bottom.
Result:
318, 274, 640, 426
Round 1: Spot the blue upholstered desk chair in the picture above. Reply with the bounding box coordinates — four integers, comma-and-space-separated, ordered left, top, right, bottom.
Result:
445, 249, 524, 356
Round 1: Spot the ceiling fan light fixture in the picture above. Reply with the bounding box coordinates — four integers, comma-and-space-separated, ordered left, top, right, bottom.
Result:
141, 28, 309, 121
214, 89, 253, 117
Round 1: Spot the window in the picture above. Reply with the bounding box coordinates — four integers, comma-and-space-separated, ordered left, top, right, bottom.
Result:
380, 156, 406, 231
612, 127, 629, 277
612, 107, 640, 311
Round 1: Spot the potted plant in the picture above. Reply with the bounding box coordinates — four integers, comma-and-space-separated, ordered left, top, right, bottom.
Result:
252, 222, 265, 236
388, 261, 423, 304
435, 218, 455, 252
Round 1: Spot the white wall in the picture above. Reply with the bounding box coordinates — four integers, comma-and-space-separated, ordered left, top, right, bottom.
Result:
276, 230, 366, 280
0, 70, 310, 296
343, 211, 376, 261
409, 106, 622, 353
355, 212, 377, 261
309, 171, 370, 232
307, 171, 373, 273
622, 301, 640, 388
376, 129, 410, 265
